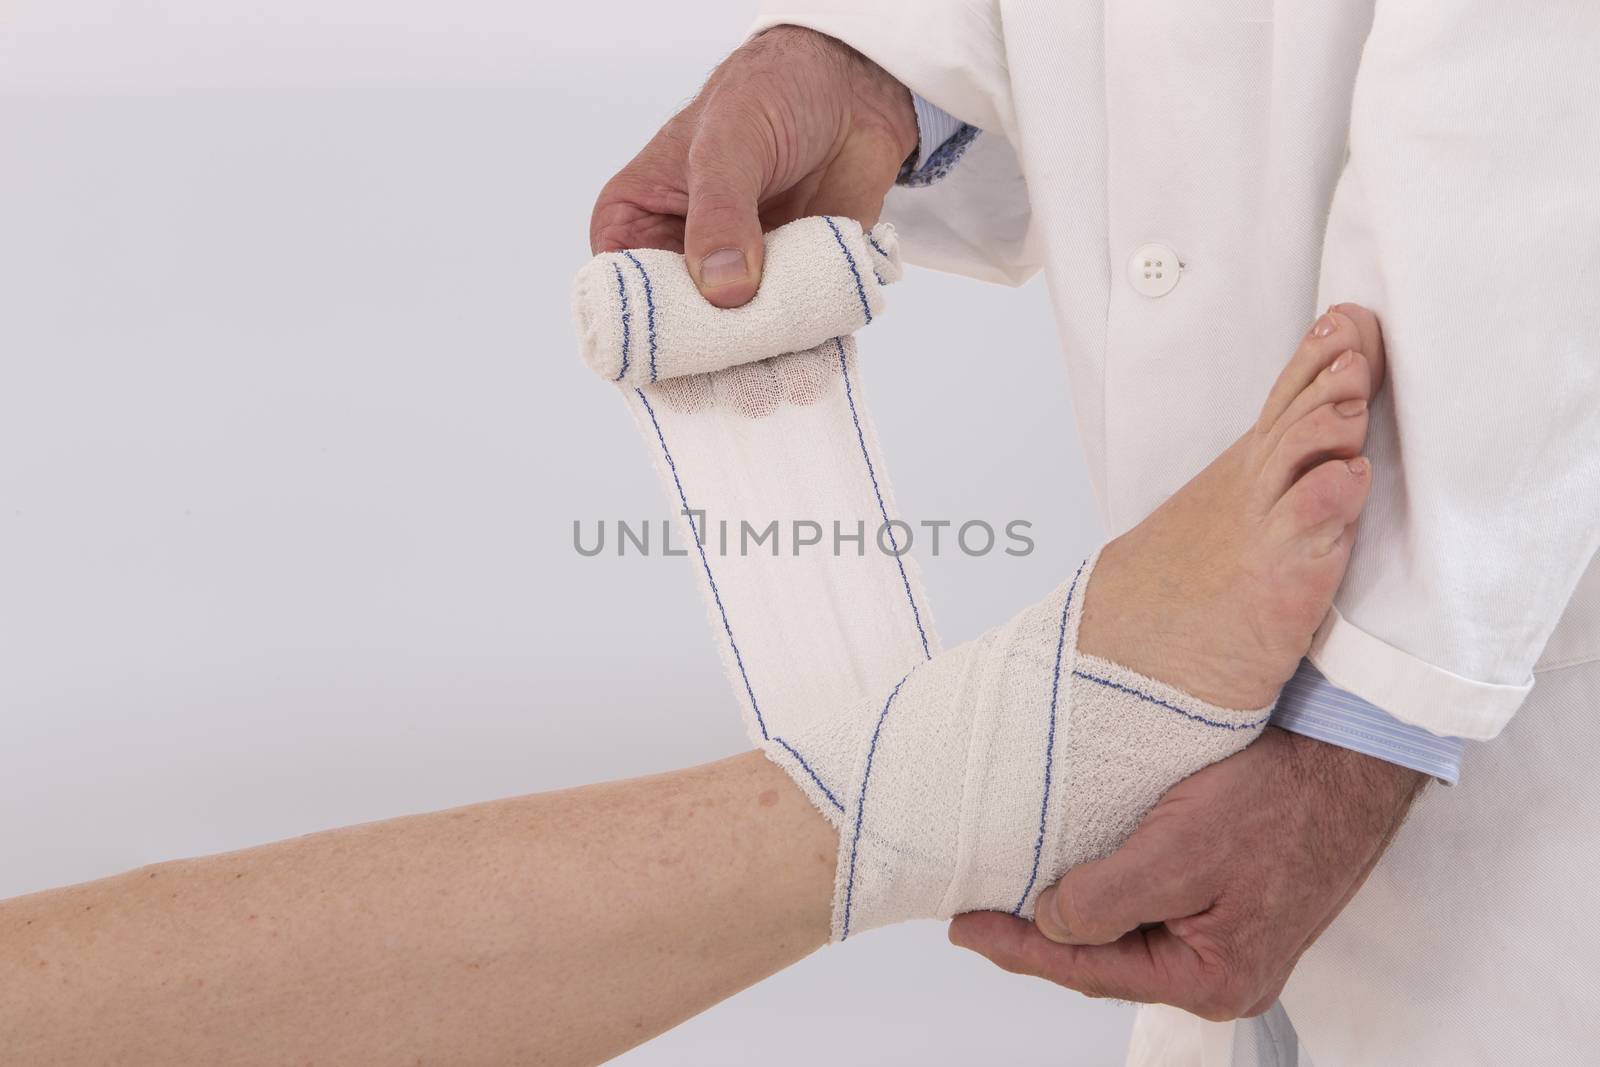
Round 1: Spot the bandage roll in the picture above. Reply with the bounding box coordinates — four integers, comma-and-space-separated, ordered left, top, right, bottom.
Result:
572, 216, 902, 386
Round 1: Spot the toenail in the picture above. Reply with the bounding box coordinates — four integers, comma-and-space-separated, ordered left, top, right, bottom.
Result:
1330, 350, 1353, 373
1312, 314, 1339, 338
1335, 398, 1366, 416
1347, 457, 1370, 476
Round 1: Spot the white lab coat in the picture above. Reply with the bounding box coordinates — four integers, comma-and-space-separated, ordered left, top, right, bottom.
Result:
754, 2, 1600, 1063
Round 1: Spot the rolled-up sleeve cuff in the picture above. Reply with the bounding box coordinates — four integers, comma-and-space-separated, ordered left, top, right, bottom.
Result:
1309, 608, 1531, 742
1273, 661, 1465, 784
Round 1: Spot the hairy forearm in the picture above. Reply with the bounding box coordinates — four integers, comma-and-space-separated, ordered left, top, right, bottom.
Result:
1280, 727, 1428, 846
1, 751, 835, 1066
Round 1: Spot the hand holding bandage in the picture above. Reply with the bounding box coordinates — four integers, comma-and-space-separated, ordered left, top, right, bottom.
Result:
575, 215, 901, 388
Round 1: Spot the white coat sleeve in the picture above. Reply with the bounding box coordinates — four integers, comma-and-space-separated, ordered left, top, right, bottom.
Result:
750, 1, 1042, 285
1311, 0, 1600, 740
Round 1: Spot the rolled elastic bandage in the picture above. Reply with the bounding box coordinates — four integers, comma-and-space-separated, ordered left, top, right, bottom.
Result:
574, 216, 902, 387
572, 217, 1273, 942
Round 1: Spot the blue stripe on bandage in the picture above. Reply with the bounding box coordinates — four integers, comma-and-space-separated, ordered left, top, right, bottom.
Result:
836, 337, 931, 660
611, 261, 631, 381
635, 387, 769, 739
1071, 670, 1274, 731
772, 736, 844, 813
621, 250, 658, 382
863, 231, 888, 283
841, 673, 909, 940
1012, 559, 1088, 916
823, 216, 872, 325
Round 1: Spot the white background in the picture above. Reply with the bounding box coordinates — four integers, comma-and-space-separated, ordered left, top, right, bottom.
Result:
0, 1, 1130, 1062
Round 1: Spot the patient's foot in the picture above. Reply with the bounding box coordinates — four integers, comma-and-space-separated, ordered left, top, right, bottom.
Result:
1079, 303, 1387, 710
760, 303, 1387, 940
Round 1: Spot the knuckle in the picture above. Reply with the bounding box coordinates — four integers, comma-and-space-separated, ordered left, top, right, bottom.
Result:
1185, 929, 1260, 1022
684, 193, 750, 224
688, 96, 779, 172
1220, 982, 1256, 1021
1193, 994, 1245, 1023
1188, 973, 1254, 1022
607, 125, 693, 199
1053, 885, 1096, 939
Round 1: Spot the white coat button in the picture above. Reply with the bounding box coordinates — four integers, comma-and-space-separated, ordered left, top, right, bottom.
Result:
1128, 243, 1181, 298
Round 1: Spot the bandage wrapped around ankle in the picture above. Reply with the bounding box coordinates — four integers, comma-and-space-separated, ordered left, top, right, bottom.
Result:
773, 550, 1271, 939
573, 218, 1272, 943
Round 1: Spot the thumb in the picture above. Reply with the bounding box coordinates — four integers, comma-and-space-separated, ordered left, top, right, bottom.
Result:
682, 104, 771, 309
1035, 822, 1218, 947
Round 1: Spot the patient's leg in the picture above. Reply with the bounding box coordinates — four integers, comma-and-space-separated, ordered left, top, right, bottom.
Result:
2, 751, 836, 1067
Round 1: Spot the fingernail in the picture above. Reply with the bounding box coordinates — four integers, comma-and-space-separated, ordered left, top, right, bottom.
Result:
1330, 350, 1353, 373
1312, 313, 1339, 338
1347, 456, 1370, 476
1035, 888, 1071, 944
1335, 397, 1366, 416
699, 247, 749, 288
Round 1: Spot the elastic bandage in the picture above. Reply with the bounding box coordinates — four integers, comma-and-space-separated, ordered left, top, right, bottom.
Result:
573, 217, 1272, 941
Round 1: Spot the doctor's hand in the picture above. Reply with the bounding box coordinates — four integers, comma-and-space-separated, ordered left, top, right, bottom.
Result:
949, 726, 1427, 1021
589, 25, 916, 308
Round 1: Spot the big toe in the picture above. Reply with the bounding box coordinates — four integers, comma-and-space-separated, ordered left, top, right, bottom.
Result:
1270, 455, 1372, 559
1257, 305, 1385, 588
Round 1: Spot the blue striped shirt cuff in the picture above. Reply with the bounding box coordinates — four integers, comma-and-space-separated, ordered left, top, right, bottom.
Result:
899, 94, 980, 188
910, 94, 966, 169
1273, 661, 1466, 784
